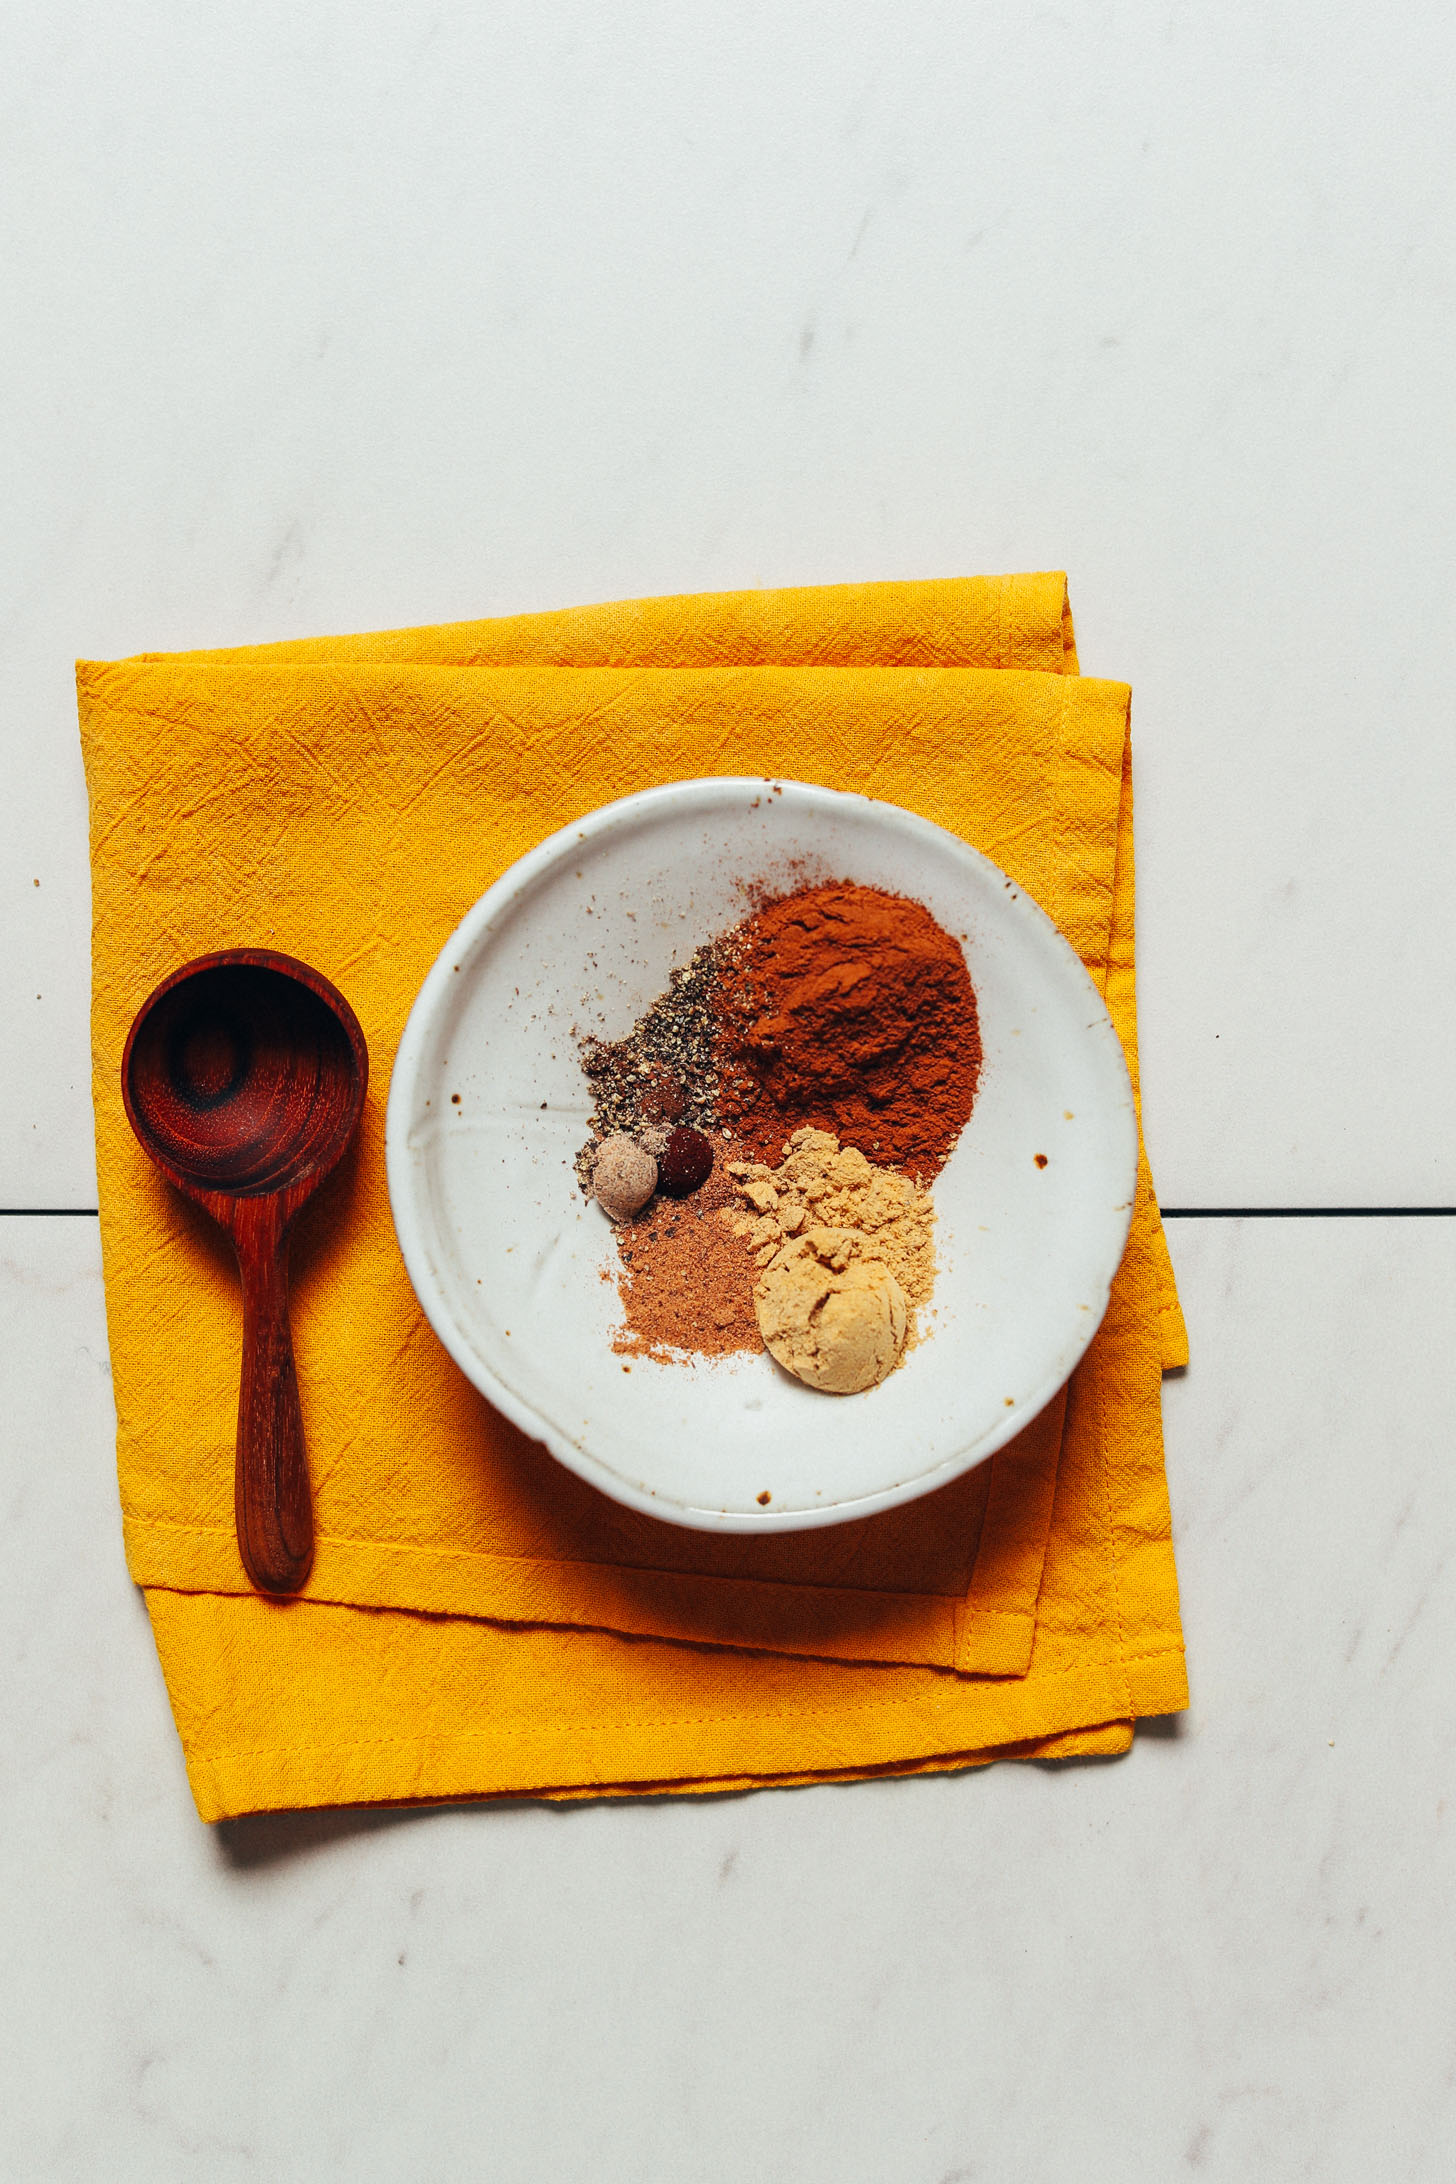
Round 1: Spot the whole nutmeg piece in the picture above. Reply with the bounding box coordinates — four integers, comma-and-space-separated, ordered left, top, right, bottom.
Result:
592, 1133, 657, 1221
657, 1125, 713, 1198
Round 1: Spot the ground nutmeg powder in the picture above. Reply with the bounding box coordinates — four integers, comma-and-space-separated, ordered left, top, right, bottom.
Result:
611, 1138, 762, 1361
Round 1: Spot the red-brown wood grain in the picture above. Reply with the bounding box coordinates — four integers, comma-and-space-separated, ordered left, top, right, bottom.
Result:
121, 951, 368, 1597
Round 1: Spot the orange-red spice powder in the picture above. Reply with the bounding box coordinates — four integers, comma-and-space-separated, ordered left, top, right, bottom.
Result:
713, 881, 981, 1183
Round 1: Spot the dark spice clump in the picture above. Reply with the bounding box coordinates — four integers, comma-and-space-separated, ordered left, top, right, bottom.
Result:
657, 1125, 713, 1197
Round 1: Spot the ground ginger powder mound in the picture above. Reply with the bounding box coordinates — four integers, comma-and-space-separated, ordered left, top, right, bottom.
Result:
754, 1236, 909, 1394
724, 1128, 937, 1392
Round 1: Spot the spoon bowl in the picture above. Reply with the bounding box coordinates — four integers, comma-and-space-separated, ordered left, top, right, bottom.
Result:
123, 950, 368, 1594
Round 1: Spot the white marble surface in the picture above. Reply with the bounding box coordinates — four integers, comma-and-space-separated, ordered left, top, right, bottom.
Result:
6, 6, 1456, 2178
5, 1, 1456, 1206
4, 1215, 1454, 2180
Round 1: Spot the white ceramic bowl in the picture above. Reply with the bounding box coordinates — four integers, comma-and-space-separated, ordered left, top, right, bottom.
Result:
386, 778, 1137, 1532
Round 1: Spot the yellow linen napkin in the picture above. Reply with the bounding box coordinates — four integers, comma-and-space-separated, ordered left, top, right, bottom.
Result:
79, 574, 1187, 1821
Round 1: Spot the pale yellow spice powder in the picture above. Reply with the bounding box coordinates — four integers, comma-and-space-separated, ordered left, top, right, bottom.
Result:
722, 1127, 937, 1385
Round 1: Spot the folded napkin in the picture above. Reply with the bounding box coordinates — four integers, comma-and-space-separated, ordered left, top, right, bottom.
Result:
79, 574, 1188, 1821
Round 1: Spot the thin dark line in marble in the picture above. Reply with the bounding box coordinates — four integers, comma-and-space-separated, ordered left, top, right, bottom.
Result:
4, 1205, 1456, 1221
1161, 1207, 1456, 1218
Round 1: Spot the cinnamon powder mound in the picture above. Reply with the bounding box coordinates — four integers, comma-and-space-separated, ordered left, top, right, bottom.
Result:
713, 881, 981, 1182
611, 1137, 763, 1360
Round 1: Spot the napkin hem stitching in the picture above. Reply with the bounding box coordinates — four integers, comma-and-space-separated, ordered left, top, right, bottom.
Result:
181, 1656, 1180, 1768
122, 1513, 1003, 1608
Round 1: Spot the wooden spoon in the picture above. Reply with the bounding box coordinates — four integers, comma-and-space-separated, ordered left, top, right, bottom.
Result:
122, 950, 368, 1597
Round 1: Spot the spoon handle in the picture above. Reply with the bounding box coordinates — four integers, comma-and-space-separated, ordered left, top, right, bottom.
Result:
233, 1197, 314, 1595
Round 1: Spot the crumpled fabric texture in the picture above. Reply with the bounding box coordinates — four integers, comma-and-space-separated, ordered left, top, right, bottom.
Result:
78, 572, 1188, 1822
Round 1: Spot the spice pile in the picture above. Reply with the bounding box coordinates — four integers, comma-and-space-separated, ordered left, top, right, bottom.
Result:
576, 880, 981, 1395
725, 1129, 938, 1393
716, 881, 981, 1182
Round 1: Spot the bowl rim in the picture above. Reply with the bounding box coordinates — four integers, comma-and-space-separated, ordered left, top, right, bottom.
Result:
384, 776, 1138, 1531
